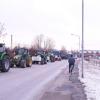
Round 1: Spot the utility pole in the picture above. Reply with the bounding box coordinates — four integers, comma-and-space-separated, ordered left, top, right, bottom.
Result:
11, 34, 13, 50
82, 0, 84, 78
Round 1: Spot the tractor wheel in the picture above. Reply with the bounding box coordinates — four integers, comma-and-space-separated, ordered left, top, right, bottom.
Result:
32, 61, 35, 64
1, 57, 10, 72
27, 59, 32, 67
20, 60, 27, 68
10, 60, 14, 68
44, 61, 47, 64
26, 57, 32, 67
38, 61, 41, 65
10, 63, 14, 68
41, 61, 44, 65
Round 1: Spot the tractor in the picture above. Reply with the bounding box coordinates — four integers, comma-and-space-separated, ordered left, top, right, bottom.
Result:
0, 43, 10, 72
11, 48, 32, 68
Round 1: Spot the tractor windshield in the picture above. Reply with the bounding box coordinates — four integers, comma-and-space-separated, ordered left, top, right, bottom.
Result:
0, 44, 5, 52
16, 48, 28, 55
15, 48, 28, 55
18, 49, 25, 55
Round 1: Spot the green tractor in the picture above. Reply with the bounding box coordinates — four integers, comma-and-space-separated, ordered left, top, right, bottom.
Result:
0, 43, 10, 72
11, 48, 32, 68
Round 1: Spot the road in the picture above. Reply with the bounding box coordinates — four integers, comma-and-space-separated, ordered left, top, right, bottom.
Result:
40, 63, 87, 100
0, 60, 66, 100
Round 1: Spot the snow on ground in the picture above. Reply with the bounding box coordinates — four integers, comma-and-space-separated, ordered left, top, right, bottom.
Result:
78, 60, 100, 100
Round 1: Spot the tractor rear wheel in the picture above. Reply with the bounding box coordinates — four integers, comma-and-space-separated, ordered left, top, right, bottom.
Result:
26, 58, 32, 67
20, 60, 27, 68
1, 57, 10, 72
27, 61, 32, 67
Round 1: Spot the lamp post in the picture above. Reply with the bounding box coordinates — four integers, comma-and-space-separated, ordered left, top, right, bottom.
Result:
11, 34, 13, 50
71, 34, 80, 52
82, 0, 84, 78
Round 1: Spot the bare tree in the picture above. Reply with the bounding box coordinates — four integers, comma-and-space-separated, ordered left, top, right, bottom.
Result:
61, 46, 66, 52
44, 38, 55, 51
34, 34, 44, 49
29, 46, 37, 56
32, 35, 55, 51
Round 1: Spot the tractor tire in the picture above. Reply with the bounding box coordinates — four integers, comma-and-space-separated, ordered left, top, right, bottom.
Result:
27, 62, 32, 67
1, 57, 10, 72
41, 61, 44, 65
10, 60, 14, 68
27, 60, 32, 67
20, 60, 27, 68
44, 61, 47, 64
38, 61, 41, 65
32, 61, 35, 64
10, 63, 14, 68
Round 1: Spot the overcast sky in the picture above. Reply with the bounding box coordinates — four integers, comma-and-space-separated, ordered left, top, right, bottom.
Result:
0, 0, 100, 50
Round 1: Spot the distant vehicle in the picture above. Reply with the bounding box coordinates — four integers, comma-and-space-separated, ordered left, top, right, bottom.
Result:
32, 53, 47, 65
32, 54, 41, 64
11, 48, 32, 68
55, 55, 61, 61
48, 53, 55, 62
0, 43, 10, 72
51, 50, 61, 61
60, 51, 68, 59
47, 55, 50, 62
84, 57, 90, 61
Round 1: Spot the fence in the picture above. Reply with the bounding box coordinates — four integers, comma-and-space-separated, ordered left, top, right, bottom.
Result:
88, 59, 100, 67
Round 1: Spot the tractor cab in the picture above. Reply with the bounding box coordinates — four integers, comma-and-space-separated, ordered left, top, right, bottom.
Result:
15, 48, 28, 55
0, 43, 10, 72
0, 43, 6, 53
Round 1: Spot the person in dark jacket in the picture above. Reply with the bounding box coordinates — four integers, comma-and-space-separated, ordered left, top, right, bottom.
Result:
68, 54, 75, 74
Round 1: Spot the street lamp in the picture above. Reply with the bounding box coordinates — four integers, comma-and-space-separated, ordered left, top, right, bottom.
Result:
82, 0, 84, 78
71, 33, 80, 52
11, 34, 13, 50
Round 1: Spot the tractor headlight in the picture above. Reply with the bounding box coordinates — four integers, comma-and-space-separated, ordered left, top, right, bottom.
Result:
14, 55, 21, 59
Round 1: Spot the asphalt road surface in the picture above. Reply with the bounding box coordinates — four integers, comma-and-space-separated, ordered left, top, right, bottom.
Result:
0, 60, 67, 100
40, 60, 87, 100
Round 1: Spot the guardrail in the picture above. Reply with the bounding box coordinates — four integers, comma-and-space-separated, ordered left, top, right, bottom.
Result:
88, 59, 100, 67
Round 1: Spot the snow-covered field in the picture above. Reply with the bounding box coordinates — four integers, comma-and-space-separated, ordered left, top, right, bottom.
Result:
79, 60, 100, 100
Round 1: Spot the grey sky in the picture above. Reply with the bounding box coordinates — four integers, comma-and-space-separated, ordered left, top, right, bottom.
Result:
0, 0, 100, 50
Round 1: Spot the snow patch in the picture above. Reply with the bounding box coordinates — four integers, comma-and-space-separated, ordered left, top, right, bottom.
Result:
79, 61, 100, 100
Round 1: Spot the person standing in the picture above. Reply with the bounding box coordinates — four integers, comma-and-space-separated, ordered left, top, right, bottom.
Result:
68, 54, 75, 74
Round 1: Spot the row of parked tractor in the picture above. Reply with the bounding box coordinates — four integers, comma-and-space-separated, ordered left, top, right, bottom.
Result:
0, 43, 65, 73
32, 51, 61, 65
